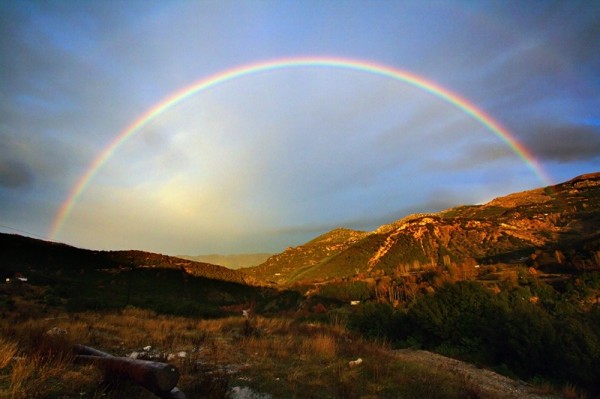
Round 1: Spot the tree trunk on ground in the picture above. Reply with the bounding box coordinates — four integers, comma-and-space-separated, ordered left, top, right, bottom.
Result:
74, 344, 183, 399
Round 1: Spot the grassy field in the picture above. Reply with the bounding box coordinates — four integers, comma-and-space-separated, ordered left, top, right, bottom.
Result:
0, 298, 486, 399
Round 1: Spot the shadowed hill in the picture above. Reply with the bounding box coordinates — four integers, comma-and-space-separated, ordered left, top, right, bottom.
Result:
0, 234, 310, 316
0, 233, 247, 284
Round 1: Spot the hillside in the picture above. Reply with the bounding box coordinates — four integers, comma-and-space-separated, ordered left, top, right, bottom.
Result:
242, 228, 368, 284
177, 253, 273, 269
0, 233, 275, 316
0, 233, 248, 284
246, 172, 600, 285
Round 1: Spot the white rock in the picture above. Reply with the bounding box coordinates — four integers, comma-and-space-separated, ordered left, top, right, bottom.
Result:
229, 386, 272, 399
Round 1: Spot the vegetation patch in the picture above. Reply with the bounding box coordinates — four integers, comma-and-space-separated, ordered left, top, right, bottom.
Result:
0, 301, 487, 398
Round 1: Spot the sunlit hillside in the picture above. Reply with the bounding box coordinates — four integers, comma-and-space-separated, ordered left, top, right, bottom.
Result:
246, 172, 600, 286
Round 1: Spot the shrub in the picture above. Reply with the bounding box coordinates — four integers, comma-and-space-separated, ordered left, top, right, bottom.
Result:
499, 300, 558, 377
405, 281, 507, 360
348, 302, 400, 339
553, 314, 600, 392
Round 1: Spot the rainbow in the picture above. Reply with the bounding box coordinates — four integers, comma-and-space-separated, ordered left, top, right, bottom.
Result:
48, 56, 552, 239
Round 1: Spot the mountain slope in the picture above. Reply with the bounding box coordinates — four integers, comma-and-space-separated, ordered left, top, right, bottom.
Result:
0, 233, 248, 284
0, 234, 309, 316
247, 172, 600, 285
242, 228, 368, 284
177, 253, 273, 269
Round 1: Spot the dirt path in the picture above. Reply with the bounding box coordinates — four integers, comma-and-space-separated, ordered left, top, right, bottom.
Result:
394, 349, 563, 399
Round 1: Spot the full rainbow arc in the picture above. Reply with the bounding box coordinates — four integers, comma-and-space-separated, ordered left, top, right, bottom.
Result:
49, 56, 552, 239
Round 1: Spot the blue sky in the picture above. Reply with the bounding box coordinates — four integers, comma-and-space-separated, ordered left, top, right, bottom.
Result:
1, 1, 599, 255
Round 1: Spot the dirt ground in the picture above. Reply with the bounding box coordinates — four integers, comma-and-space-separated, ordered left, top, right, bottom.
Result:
394, 349, 564, 399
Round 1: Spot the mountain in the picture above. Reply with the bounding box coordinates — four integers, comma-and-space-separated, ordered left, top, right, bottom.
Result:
0, 233, 247, 284
0, 233, 309, 316
177, 253, 273, 269
5, 171, 599, 293
242, 228, 368, 284
246, 172, 600, 285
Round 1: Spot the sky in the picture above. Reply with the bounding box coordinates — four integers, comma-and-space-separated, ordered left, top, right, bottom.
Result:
1, 1, 599, 256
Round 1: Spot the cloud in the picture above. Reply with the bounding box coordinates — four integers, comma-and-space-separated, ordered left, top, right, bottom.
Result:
525, 124, 600, 163
532, 3, 600, 69
0, 126, 84, 193
422, 137, 517, 173
0, 159, 34, 189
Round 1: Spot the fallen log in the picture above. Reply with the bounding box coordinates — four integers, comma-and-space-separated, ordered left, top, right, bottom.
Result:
74, 344, 184, 399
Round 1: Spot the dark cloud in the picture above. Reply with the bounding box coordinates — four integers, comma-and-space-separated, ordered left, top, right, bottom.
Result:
532, 2, 600, 69
422, 122, 600, 172
525, 124, 600, 163
450, 3, 600, 120
426, 140, 516, 172
0, 159, 34, 189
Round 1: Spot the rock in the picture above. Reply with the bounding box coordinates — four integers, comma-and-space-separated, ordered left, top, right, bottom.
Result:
46, 327, 67, 336
229, 386, 271, 399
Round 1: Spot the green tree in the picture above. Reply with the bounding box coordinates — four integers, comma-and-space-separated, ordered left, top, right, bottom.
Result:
499, 300, 557, 377
405, 281, 507, 359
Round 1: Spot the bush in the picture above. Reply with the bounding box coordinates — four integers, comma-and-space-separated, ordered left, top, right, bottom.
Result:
380, 278, 600, 395
553, 313, 600, 392
499, 300, 558, 377
404, 281, 507, 360
348, 302, 400, 339
319, 281, 370, 302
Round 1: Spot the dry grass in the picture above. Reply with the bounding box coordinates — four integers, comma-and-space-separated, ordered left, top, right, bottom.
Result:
0, 301, 484, 399
300, 333, 337, 359
0, 339, 17, 369
561, 383, 589, 399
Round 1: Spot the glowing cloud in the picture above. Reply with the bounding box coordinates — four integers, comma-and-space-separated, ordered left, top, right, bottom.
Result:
49, 56, 552, 239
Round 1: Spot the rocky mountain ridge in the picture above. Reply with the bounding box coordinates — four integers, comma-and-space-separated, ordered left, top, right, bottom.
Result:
246, 172, 600, 285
